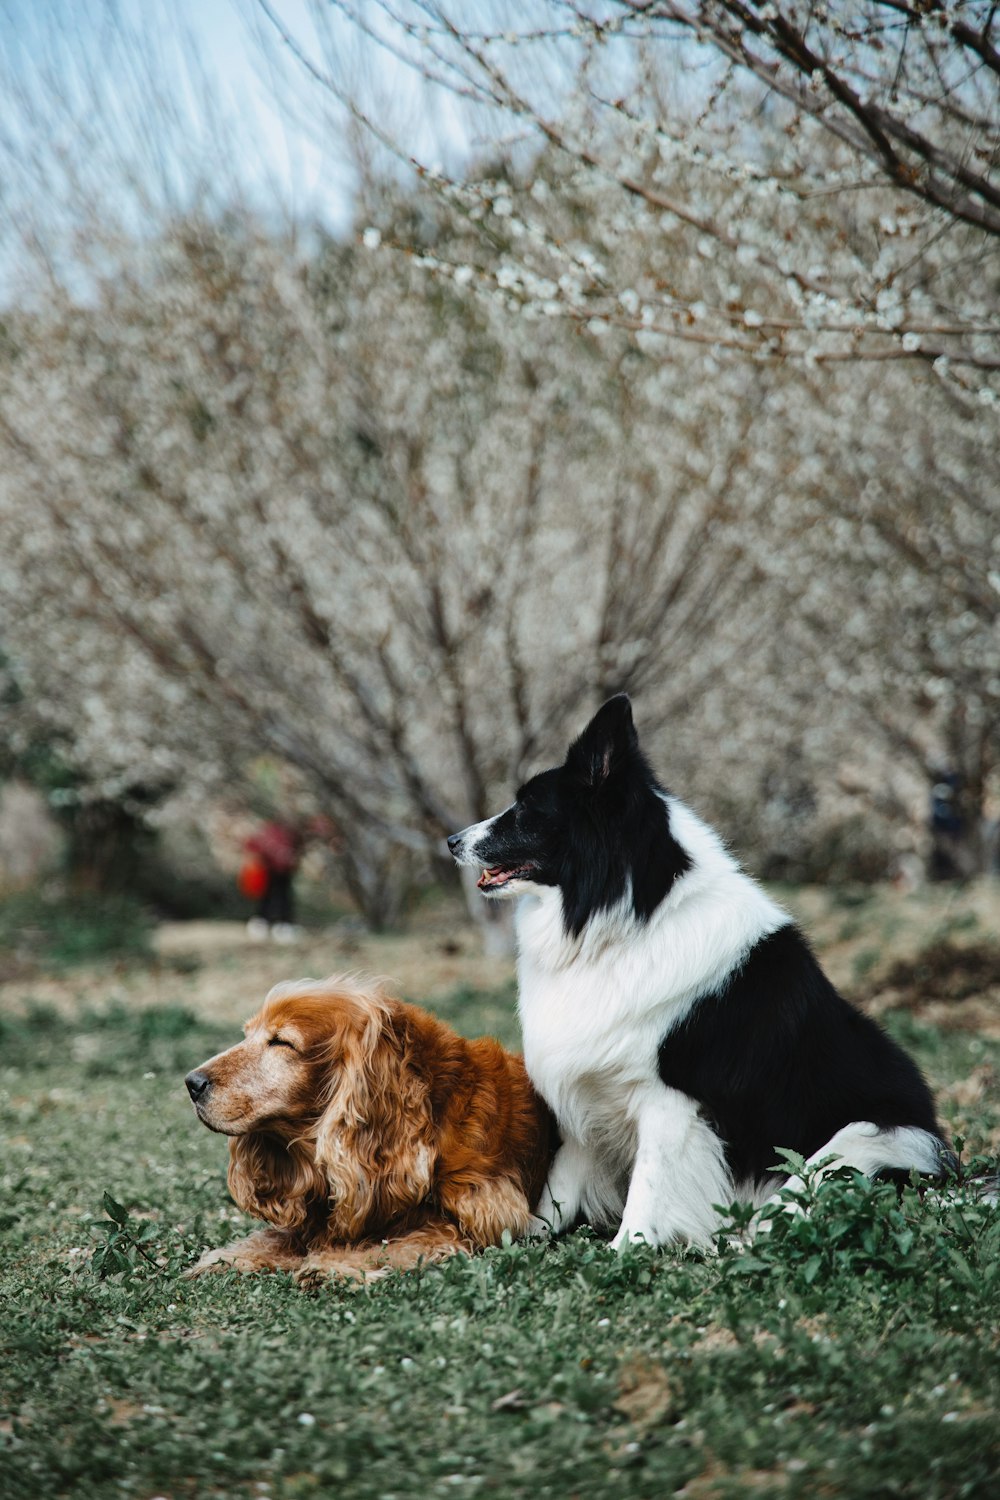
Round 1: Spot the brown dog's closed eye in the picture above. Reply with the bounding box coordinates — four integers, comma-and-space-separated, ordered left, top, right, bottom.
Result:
185, 975, 554, 1283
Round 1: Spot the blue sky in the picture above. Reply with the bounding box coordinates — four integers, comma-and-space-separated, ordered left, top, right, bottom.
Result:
0, 0, 366, 233
0, 0, 596, 241
0, 0, 640, 293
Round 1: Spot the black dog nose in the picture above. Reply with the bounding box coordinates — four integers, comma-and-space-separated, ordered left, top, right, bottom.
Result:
185, 1070, 211, 1102
446, 833, 462, 854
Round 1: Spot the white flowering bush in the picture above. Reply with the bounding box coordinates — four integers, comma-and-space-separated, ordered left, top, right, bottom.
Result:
312, 2, 1000, 381
0, 4, 997, 928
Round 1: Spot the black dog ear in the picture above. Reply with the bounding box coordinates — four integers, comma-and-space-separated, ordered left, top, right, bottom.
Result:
566, 694, 638, 789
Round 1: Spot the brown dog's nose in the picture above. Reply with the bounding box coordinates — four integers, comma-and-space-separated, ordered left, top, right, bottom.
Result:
185, 1070, 211, 1102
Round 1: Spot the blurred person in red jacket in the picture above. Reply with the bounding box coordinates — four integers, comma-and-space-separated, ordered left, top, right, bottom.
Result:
242, 821, 304, 944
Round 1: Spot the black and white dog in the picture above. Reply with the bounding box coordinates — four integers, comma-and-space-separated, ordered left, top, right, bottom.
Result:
448, 695, 951, 1248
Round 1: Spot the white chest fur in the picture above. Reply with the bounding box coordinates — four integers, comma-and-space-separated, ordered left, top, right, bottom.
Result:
515, 798, 788, 1157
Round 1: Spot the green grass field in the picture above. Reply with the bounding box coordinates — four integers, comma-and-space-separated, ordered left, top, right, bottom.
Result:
2, 901, 1000, 1499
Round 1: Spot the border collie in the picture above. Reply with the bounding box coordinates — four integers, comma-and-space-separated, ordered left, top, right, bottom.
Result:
447, 694, 951, 1248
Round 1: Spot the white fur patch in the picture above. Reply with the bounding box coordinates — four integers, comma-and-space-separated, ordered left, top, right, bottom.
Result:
517, 795, 788, 1246
754, 1122, 948, 1235
611, 1085, 734, 1248
783, 1121, 944, 1196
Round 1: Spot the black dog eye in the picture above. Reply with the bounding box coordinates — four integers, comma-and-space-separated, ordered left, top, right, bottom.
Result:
268, 1036, 295, 1049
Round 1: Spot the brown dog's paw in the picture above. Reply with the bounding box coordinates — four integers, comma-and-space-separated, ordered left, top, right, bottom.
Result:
294, 1254, 393, 1289
183, 1255, 230, 1280
184, 1230, 305, 1279
183, 1245, 250, 1279
184, 1244, 277, 1278
293, 1264, 330, 1292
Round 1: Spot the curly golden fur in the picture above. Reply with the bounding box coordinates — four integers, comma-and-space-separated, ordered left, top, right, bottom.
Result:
185, 976, 554, 1283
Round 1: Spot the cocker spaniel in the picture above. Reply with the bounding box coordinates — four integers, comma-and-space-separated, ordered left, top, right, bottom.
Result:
185, 976, 553, 1283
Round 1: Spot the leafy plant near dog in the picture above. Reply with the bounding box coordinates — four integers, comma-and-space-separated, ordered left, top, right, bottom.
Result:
88, 1192, 209, 1281
89, 1193, 161, 1280
716, 1153, 1000, 1305
82, 1143, 1000, 1317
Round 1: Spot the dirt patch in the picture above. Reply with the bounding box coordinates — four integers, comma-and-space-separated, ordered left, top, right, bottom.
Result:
0, 896, 512, 1025
876, 941, 1000, 1003
614, 1358, 674, 1431
783, 879, 999, 993
858, 939, 1000, 1035
678, 1463, 789, 1497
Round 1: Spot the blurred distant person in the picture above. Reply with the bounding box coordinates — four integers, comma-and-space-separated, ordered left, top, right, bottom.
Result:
242, 820, 304, 944
929, 770, 969, 881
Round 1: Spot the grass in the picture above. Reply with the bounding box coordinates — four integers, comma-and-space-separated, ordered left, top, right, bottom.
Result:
2, 975, 1000, 1500
0, 886, 152, 971
1, 882, 998, 1498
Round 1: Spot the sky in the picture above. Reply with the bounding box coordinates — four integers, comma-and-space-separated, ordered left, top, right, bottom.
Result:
0, 0, 381, 240
186, 0, 343, 220
0, 0, 491, 243
0, 0, 656, 298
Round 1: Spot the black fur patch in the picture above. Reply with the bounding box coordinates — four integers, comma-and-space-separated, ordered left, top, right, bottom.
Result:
658, 925, 943, 1186
561, 695, 690, 933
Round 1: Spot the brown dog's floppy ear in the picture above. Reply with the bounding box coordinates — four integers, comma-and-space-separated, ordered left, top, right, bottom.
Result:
314, 1001, 435, 1239
227, 1133, 323, 1232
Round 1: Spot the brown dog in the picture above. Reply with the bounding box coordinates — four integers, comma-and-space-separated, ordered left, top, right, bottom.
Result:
185, 976, 553, 1283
